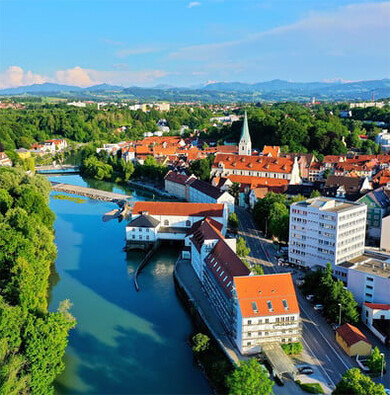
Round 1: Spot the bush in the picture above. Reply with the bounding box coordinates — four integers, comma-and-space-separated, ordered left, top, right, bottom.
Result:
296, 381, 324, 394
282, 342, 303, 355
192, 333, 210, 353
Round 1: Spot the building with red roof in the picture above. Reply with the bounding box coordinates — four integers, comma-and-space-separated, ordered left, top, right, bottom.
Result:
126, 201, 228, 247
335, 323, 372, 356
233, 273, 300, 354
212, 153, 301, 185
362, 302, 390, 345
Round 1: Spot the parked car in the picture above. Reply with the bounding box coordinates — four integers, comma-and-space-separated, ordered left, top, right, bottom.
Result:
314, 304, 324, 311
306, 294, 315, 302
298, 366, 314, 375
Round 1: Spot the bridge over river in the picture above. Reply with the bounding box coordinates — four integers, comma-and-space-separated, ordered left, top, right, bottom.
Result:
51, 181, 131, 203
36, 165, 80, 174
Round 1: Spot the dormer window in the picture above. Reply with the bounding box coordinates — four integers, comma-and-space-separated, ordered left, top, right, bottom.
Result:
267, 301, 273, 312
282, 299, 289, 311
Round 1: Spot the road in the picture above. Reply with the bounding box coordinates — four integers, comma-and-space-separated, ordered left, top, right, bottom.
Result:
235, 207, 359, 390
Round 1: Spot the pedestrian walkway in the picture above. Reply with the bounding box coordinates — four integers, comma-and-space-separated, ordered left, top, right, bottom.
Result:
174, 258, 241, 364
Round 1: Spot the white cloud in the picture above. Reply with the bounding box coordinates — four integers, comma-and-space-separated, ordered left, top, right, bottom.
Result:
0, 65, 168, 89
0, 66, 48, 89
56, 66, 96, 86
187, 2, 201, 8
171, 2, 390, 60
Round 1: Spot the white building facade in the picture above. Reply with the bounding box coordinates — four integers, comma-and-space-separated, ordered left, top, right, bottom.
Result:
289, 198, 367, 268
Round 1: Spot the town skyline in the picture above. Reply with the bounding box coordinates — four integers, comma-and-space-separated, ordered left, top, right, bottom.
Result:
0, 0, 389, 89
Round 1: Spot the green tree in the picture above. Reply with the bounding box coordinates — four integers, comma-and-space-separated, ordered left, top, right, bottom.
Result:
310, 190, 321, 198
188, 156, 214, 181
226, 358, 274, 395
228, 182, 240, 204
192, 333, 210, 353
236, 237, 250, 259
367, 347, 385, 375
0, 189, 13, 215
333, 368, 385, 395
268, 202, 289, 242
228, 212, 239, 232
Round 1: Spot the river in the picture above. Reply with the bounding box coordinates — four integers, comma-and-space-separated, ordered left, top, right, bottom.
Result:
48, 175, 211, 394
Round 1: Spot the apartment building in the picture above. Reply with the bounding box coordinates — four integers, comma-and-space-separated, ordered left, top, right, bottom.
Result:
289, 197, 367, 268
234, 274, 300, 355
185, 215, 301, 355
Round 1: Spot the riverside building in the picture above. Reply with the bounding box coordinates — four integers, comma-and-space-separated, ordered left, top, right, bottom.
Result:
288, 197, 367, 269
184, 215, 301, 355
126, 202, 228, 246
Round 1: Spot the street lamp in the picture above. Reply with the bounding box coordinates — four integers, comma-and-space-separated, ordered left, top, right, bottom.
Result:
338, 303, 342, 326
381, 352, 385, 381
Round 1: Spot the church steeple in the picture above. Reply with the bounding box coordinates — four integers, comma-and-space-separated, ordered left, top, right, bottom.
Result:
239, 111, 252, 155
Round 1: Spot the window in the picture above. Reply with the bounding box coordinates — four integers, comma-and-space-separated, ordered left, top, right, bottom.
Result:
247, 332, 252, 337
258, 319, 262, 324
267, 301, 273, 312
164, 219, 169, 226
146, 228, 149, 233
258, 332, 262, 336
252, 302, 258, 313
132, 235, 135, 239
367, 277, 374, 282
265, 319, 269, 324
365, 293, 372, 298
247, 341, 251, 346
247, 320, 252, 325
282, 299, 289, 311
264, 332, 269, 336
146, 236, 149, 240
186, 220, 191, 226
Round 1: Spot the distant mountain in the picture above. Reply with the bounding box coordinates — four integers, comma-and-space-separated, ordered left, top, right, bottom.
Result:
0, 78, 389, 102
84, 83, 123, 91
0, 82, 83, 95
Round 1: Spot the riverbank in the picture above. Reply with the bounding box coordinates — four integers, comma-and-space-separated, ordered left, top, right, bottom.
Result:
48, 174, 212, 394
127, 179, 176, 198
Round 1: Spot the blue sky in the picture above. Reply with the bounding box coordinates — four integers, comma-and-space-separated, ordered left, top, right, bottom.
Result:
0, 0, 389, 88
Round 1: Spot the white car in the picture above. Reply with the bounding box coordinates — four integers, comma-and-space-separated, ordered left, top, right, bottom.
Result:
314, 304, 324, 311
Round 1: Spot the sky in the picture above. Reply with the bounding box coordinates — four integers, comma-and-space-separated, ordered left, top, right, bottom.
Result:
0, 0, 389, 88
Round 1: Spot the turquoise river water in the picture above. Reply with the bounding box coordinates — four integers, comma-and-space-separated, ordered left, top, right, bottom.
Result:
48, 175, 211, 394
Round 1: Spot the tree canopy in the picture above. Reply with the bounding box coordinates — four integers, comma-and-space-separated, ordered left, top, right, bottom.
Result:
226, 358, 274, 395
0, 167, 75, 394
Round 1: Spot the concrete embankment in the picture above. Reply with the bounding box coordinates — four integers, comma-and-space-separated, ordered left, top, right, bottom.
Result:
174, 258, 241, 364
133, 241, 161, 292
127, 180, 175, 198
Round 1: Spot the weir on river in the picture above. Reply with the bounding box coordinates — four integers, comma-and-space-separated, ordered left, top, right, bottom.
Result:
51, 181, 131, 203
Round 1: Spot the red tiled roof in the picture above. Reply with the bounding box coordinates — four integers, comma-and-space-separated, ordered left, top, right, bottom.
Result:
217, 145, 238, 154
164, 170, 189, 185
205, 239, 250, 298
188, 217, 224, 252
234, 273, 299, 317
364, 303, 390, 311
323, 155, 346, 163
132, 202, 225, 217
336, 323, 371, 347
262, 145, 280, 157
213, 154, 293, 174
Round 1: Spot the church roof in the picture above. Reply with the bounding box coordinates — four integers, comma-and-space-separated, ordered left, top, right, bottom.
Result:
240, 111, 251, 143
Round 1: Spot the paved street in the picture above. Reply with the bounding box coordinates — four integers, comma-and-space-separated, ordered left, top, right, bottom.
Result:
235, 207, 360, 391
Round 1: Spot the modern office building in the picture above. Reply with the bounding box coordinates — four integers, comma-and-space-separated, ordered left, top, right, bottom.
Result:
289, 197, 367, 268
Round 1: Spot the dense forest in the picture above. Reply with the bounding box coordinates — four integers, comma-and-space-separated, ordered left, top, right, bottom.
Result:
0, 167, 75, 394
0, 103, 388, 158
206, 103, 385, 156
0, 105, 213, 151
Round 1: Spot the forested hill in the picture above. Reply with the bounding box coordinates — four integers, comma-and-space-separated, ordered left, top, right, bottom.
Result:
0, 167, 76, 393
0, 103, 388, 158
0, 78, 389, 102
